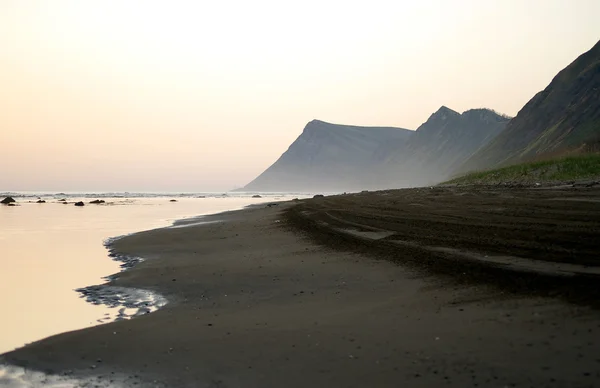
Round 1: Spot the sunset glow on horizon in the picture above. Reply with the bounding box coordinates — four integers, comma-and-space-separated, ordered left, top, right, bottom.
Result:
2, 0, 600, 191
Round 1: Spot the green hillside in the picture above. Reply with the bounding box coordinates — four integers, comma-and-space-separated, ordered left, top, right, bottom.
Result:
445, 154, 600, 185
460, 40, 600, 173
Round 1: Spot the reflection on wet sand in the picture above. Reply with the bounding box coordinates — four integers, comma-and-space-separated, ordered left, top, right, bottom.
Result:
0, 195, 298, 354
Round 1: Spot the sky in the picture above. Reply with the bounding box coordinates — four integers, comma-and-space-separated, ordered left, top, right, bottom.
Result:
1, 0, 599, 192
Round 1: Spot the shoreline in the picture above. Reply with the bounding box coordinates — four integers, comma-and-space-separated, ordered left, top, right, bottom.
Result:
74, 236, 167, 323
74, 203, 284, 327
73, 203, 282, 323
2, 188, 600, 387
0, 199, 291, 387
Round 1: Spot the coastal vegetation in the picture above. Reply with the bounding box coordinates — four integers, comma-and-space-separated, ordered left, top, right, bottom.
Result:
444, 153, 600, 185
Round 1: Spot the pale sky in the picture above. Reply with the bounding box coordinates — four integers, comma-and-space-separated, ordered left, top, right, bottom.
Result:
1, 0, 599, 192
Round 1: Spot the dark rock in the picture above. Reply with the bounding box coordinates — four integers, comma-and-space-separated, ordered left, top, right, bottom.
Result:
169, 199, 177, 202
89, 200, 106, 204
7, 203, 16, 207
36, 200, 46, 203
252, 195, 262, 198
1, 197, 16, 204
58, 199, 67, 202
313, 194, 325, 199
74, 201, 85, 207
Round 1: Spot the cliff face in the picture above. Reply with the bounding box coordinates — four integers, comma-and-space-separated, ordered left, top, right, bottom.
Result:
375, 107, 509, 187
241, 107, 508, 192
241, 120, 412, 192
461, 39, 600, 173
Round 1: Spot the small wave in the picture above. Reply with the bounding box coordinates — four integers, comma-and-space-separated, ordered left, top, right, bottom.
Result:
81, 240, 168, 317
0, 363, 139, 387
76, 285, 167, 322
2, 191, 308, 200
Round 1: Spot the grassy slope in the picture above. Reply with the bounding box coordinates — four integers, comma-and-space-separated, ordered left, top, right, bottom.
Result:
459, 40, 600, 173
444, 154, 600, 185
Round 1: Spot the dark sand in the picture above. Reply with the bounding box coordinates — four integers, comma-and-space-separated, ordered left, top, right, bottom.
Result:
3, 186, 600, 387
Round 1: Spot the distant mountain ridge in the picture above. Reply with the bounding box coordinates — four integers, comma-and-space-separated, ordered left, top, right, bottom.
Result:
241, 120, 412, 192
461, 40, 600, 173
375, 107, 509, 187
240, 108, 508, 192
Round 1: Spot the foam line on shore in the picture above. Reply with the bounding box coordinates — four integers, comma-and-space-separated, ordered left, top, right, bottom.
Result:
74, 235, 168, 322
0, 363, 137, 387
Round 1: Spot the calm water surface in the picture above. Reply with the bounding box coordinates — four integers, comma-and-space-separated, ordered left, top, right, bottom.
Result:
0, 194, 299, 354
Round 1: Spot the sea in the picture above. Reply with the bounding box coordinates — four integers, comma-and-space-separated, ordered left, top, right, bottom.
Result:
0, 192, 306, 356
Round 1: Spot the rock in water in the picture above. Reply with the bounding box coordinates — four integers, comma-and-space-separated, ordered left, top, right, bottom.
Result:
169, 199, 177, 202
313, 194, 325, 199
252, 195, 262, 198
89, 199, 105, 204
1, 197, 16, 204
74, 201, 85, 207
36, 200, 46, 203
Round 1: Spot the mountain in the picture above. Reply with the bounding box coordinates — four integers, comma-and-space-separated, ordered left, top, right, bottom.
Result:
240, 120, 412, 192
461, 40, 600, 173
240, 41, 600, 191
376, 107, 510, 187
240, 108, 508, 192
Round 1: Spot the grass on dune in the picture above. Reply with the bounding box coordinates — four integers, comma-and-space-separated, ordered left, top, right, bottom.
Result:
445, 154, 600, 185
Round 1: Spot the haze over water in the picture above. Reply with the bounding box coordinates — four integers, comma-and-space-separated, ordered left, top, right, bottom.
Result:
0, 194, 301, 353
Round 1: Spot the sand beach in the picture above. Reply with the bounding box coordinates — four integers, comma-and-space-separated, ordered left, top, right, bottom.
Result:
2, 186, 600, 387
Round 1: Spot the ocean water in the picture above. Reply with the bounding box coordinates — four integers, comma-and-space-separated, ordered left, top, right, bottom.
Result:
0, 193, 303, 355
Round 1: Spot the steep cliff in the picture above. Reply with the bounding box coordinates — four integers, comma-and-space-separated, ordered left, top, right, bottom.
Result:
241, 120, 412, 192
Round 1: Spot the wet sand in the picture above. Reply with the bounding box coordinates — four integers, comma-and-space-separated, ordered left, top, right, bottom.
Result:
2, 187, 600, 387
